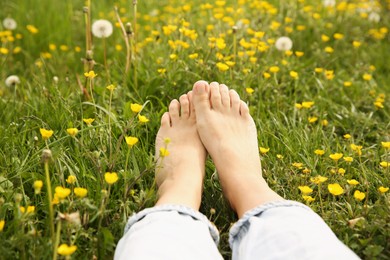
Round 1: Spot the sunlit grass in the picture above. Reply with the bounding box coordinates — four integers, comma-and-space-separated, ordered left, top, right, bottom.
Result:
0, 0, 389, 258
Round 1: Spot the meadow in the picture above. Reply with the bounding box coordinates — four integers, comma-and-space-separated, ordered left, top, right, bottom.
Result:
0, 0, 389, 259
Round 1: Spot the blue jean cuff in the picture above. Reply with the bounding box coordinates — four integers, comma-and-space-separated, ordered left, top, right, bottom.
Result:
229, 200, 312, 247
124, 204, 220, 245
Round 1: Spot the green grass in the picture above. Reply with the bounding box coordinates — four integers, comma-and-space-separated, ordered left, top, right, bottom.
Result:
1, 0, 390, 259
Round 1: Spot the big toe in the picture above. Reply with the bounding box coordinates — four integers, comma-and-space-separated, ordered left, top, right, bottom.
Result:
192, 80, 211, 113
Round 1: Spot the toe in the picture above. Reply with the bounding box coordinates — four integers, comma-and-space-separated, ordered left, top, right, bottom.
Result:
210, 81, 222, 109
169, 99, 180, 122
179, 94, 190, 119
219, 84, 230, 108
192, 80, 211, 113
187, 91, 195, 119
230, 89, 241, 112
239, 100, 250, 118
160, 112, 171, 127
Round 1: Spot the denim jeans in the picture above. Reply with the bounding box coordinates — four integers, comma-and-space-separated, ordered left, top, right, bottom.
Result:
114, 200, 360, 260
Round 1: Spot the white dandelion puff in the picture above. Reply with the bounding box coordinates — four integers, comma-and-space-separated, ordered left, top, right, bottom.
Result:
275, 36, 293, 51
322, 0, 336, 7
3, 18, 17, 30
368, 12, 380, 23
5, 75, 20, 87
91, 19, 113, 38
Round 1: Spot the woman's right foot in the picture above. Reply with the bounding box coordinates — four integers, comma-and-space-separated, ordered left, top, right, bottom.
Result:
191, 80, 283, 217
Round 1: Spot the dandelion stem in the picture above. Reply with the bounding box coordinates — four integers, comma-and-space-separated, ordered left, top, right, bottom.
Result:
44, 160, 55, 241
108, 90, 113, 166
103, 37, 109, 78
53, 220, 62, 260
318, 183, 324, 215
123, 148, 131, 200
97, 186, 110, 259
133, 0, 138, 89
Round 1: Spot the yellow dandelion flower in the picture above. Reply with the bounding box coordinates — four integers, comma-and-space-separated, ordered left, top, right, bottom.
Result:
343, 134, 351, 139
216, 62, 229, 71
106, 84, 116, 91
329, 153, 343, 161
381, 142, 390, 149
298, 186, 313, 194
290, 71, 298, 79
0, 220, 4, 232
27, 206, 35, 213
157, 68, 166, 75
130, 103, 143, 113
344, 157, 353, 163
325, 70, 335, 80
321, 34, 330, 42
66, 128, 78, 137
26, 25, 38, 34
295, 51, 304, 57
344, 81, 352, 87
125, 136, 139, 148
40, 128, 54, 140
301, 101, 314, 108
55, 186, 71, 199
66, 175, 77, 184
104, 172, 119, 185
295, 103, 302, 109
315, 68, 323, 73
263, 72, 271, 79
310, 175, 328, 184
354, 190, 365, 201
138, 115, 149, 123
378, 186, 389, 193
83, 118, 95, 126
328, 183, 344, 196
74, 187, 88, 198
338, 168, 346, 175
374, 101, 384, 109
259, 147, 270, 154
189, 53, 198, 59
276, 154, 283, 159
314, 149, 325, 155
308, 117, 318, 123
380, 161, 389, 168
84, 70, 97, 78
246, 88, 254, 95
362, 73, 372, 81
322, 119, 329, 126
269, 66, 280, 73
324, 46, 334, 53
347, 179, 359, 186
333, 33, 344, 40
292, 162, 303, 169
352, 41, 361, 48
159, 147, 170, 157
57, 244, 77, 256
33, 180, 43, 194
302, 195, 315, 203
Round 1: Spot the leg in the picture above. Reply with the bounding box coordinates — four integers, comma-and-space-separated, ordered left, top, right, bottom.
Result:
115, 93, 223, 260
191, 81, 359, 260
191, 80, 283, 217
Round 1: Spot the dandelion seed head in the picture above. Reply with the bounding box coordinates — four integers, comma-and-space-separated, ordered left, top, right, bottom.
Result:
92, 19, 113, 38
3, 18, 17, 30
275, 36, 293, 51
5, 75, 20, 87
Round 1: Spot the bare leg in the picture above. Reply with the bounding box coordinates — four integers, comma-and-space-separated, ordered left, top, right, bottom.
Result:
191, 81, 283, 217
155, 92, 206, 210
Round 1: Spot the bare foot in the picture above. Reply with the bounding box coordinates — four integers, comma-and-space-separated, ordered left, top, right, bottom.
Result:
155, 92, 207, 210
192, 81, 284, 217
